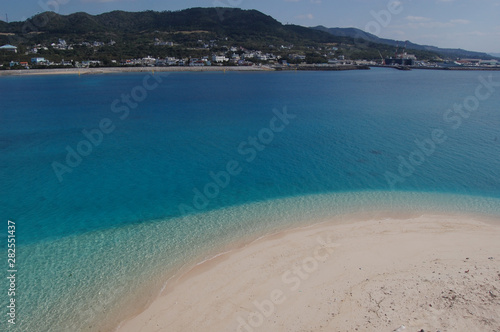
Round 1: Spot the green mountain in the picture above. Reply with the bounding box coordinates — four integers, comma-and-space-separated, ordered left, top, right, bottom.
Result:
1, 9, 345, 46
0, 8, 446, 63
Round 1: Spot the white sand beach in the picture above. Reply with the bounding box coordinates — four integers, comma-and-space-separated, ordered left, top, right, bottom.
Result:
116, 214, 500, 332
0, 66, 273, 76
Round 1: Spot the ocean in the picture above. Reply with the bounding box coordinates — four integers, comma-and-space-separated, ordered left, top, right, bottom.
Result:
1, 68, 500, 331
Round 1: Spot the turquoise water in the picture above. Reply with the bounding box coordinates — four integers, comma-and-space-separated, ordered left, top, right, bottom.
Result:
1, 68, 500, 331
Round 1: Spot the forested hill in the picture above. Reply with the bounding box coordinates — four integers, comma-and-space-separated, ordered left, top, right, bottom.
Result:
1, 8, 351, 46
0, 8, 458, 62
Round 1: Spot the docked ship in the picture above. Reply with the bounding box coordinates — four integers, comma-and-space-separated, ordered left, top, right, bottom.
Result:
384, 41, 416, 67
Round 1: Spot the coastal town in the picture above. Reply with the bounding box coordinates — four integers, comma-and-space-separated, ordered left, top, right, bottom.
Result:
1, 37, 499, 72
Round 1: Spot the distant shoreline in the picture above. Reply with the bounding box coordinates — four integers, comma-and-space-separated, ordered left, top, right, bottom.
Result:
0, 66, 275, 76
371, 64, 500, 71
414, 66, 500, 71
1, 65, 499, 77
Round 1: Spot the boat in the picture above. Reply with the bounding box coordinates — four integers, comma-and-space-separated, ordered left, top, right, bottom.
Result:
394, 65, 411, 71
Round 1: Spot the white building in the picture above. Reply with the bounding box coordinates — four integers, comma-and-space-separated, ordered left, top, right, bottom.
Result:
0, 44, 17, 53
212, 55, 229, 63
479, 59, 499, 66
31, 57, 48, 64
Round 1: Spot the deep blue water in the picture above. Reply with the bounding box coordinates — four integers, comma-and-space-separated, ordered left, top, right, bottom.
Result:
2, 69, 500, 245
1, 68, 500, 331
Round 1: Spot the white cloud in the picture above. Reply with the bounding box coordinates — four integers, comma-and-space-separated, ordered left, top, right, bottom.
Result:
405, 17, 471, 29
416, 33, 441, 40
390, 30, 406, 36
405, 16, 431, 22
465, 31, 486, 36
283, 0, 321, 3
296, 13, 314, 20
450, 19, 470, 25
81, 0, 130, 3
408, 21, 453, 28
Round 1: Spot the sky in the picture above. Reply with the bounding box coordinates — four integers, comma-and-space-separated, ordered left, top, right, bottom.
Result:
1, 0, 500, 54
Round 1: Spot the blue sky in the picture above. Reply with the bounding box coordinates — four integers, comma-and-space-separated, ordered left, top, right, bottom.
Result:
2, 0, 500, 53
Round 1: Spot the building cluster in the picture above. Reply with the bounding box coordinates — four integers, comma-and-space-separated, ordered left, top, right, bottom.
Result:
0, 34, 358, 69
6, 57, 103, 69
119, 54, 260, 67
2, 37, 499, 70
18, 39, 116, 55
454, 59, 499, 67
118, 43, 285, 67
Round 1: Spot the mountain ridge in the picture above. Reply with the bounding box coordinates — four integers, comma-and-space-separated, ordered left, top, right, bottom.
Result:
313, 25, 496, 60
0, 8, 494, 63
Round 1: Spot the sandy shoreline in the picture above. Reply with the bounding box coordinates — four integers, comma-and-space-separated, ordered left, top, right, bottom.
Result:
115, 213, 500, 332
0, 66, 274, 76
2, 66, 499, 77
